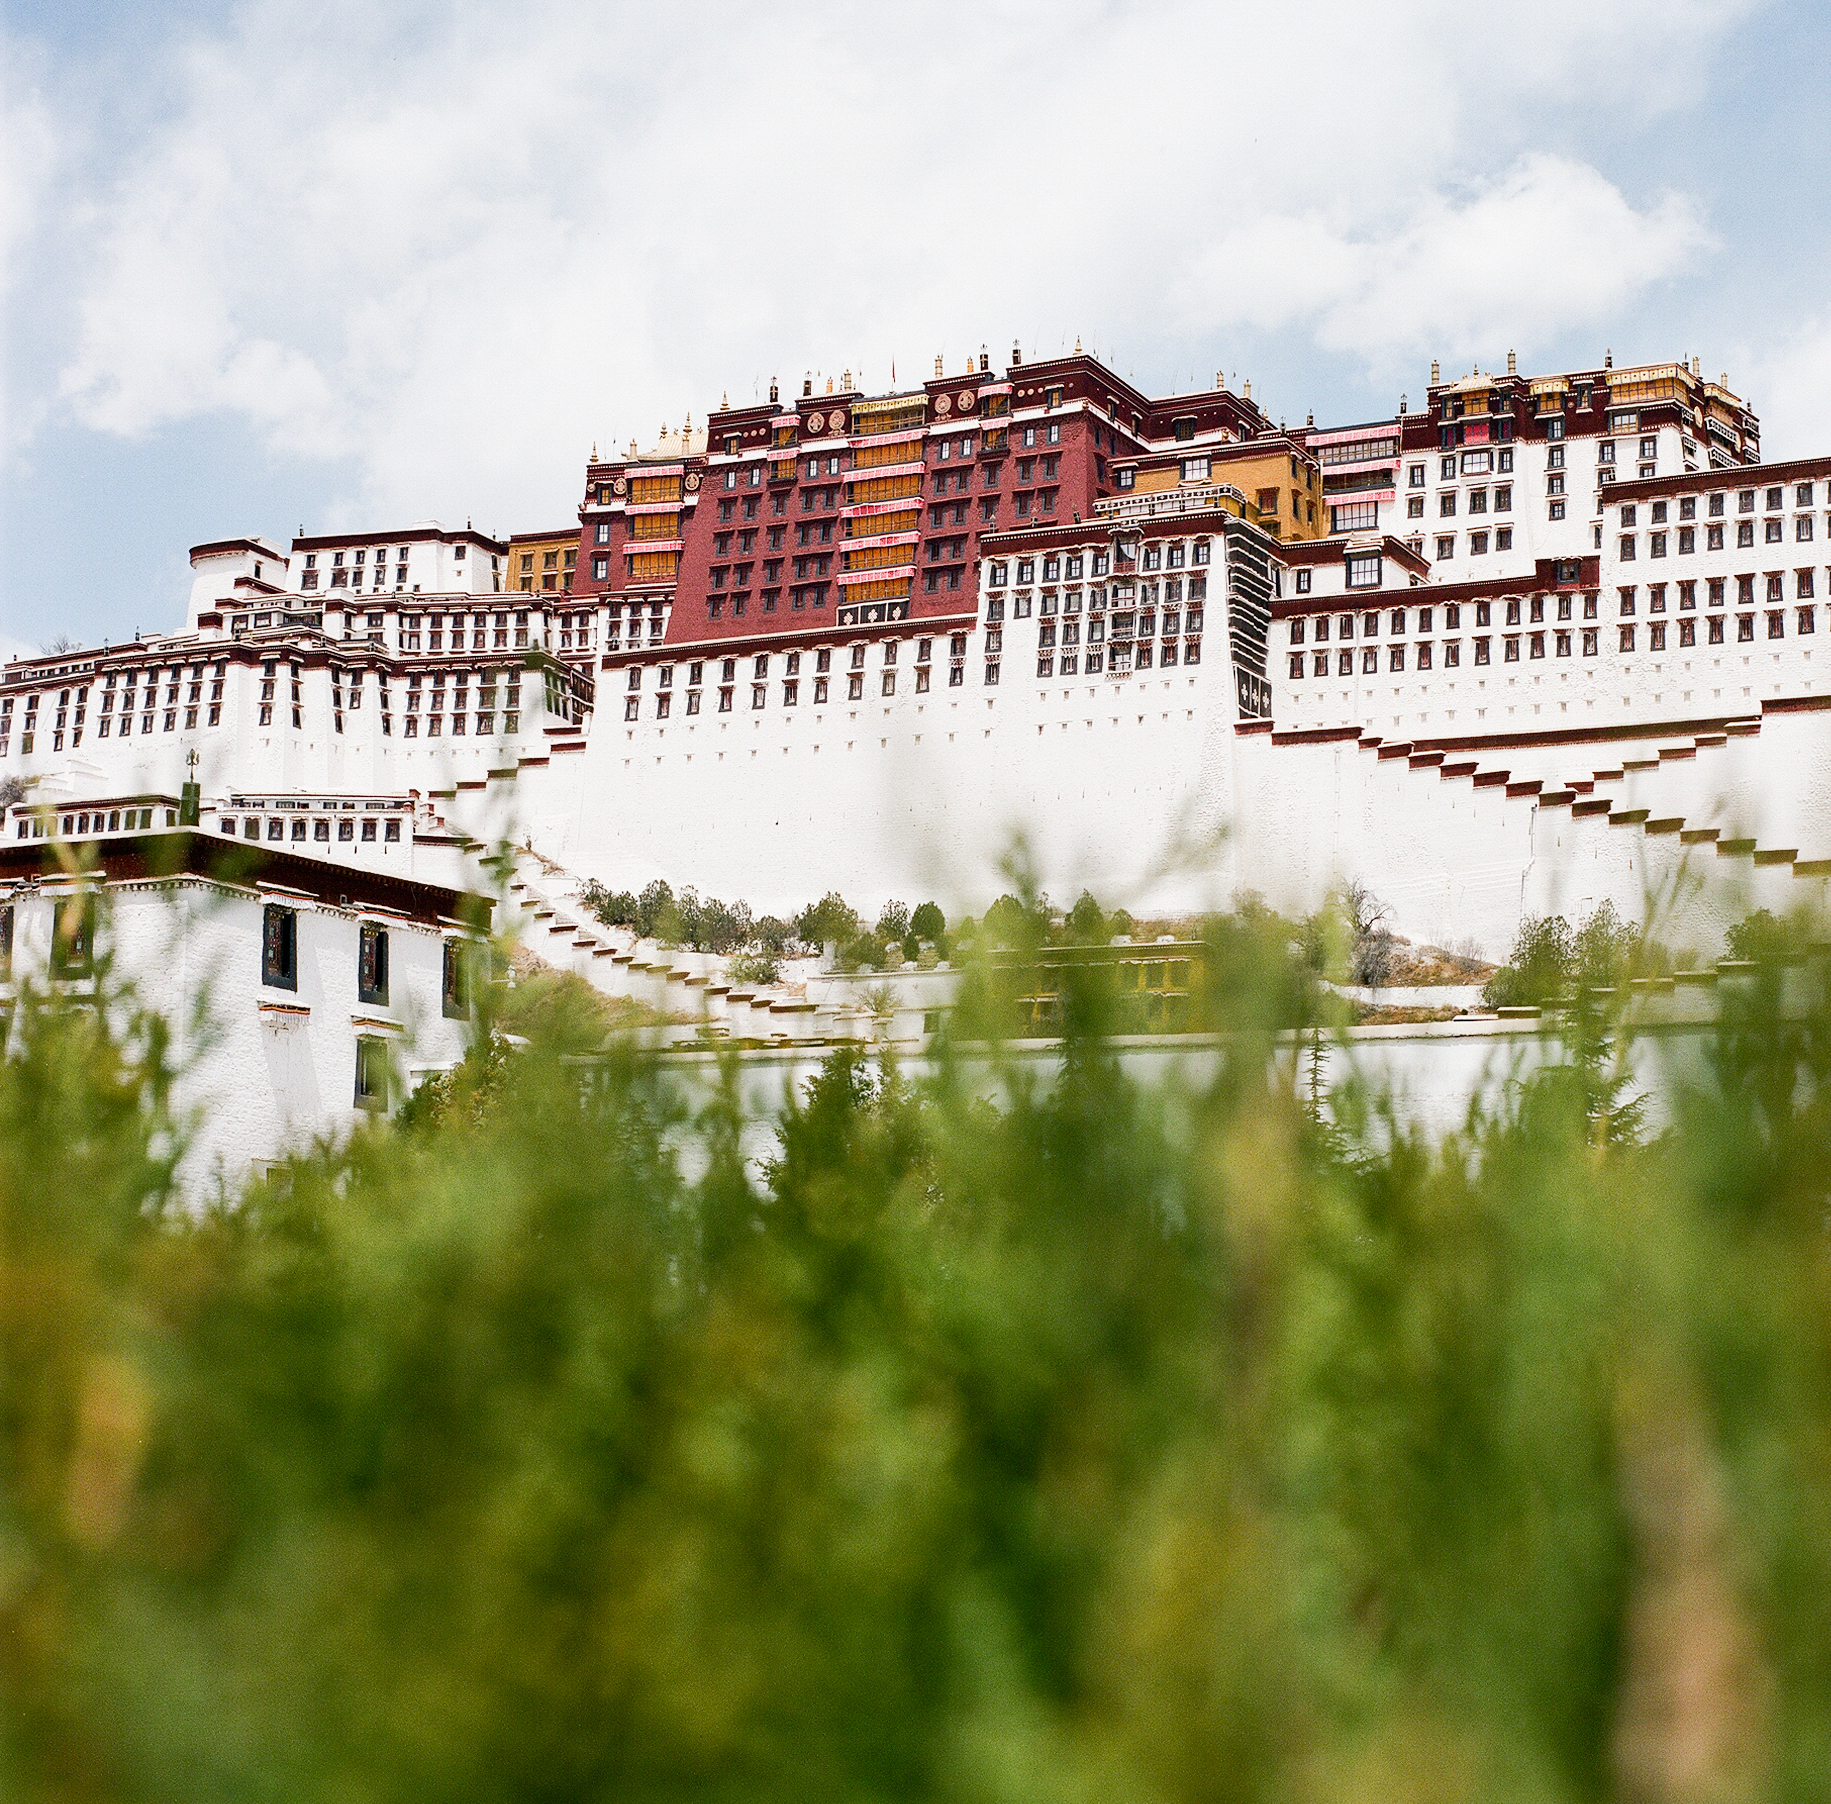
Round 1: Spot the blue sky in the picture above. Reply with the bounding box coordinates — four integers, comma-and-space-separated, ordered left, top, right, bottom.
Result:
5, 0, 1831, 653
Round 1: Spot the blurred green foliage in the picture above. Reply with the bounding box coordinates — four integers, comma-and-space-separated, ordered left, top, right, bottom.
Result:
3, 921, 1831, 1804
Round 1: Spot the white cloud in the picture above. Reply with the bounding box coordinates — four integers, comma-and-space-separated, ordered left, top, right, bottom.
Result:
26, 0, 1751, 536
1178, 156, 1711, 380
1736, 314, 1831, 461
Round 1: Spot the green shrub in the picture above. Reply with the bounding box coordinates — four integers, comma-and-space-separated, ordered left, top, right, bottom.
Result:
6, 916, 1831, 1801
795, 890, 859, 949
727, 948, 780, 986
1726, 906, 1810, 965
910, 900, 946, 945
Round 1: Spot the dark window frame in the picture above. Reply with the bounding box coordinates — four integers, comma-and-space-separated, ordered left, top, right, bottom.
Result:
442, 938, 472, 1019
353, 1034, 391, 1111
358, 921, 389, 1006
262, 903, 298, 991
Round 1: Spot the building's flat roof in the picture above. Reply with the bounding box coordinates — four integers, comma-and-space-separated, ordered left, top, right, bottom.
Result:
0, 829, 490, 929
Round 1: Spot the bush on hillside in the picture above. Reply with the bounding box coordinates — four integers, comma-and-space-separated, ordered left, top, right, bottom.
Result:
1482, 900, 1645, 1010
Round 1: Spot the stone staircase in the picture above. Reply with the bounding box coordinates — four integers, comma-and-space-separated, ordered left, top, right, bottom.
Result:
1328, 698, 1831, 948
419, 791, 952, 1047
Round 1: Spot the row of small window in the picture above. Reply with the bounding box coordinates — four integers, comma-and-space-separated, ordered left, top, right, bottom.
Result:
302, 546, 435, 571
263, 908, 472, 1024
1430, 486, 1512, 517
403, 671, 518, 696
1410, 450, 1519, 484
627, 638, 955, 688
12, 662, 228, 703
1287, 612, 1818, 679
705, 586, 828, 619
402, 621, 529, 650
1290, 605, 1465, 642
1036, 615, 1200, 648
1432, 530, 1516, 559
1622, 483, 1821, 525
1623, 572, 1825, 605
225, 812, 404, 843
988, 542, 1211, 591
1290, 576, 1821, 647
622, 638, 973, 716
992, 586, 1201, 623
14, 807, 167, 840
400, 713, 516, 738
1620, 518, 1823, 558
304, 568, 410, 590
5, 707, 229, 753
252, 706, 521, 737
1035, 640, 1201, 679
1291, 558, 1386, 594
624, 667, 956, 717
626, 669, 962, 719
926, 465, 997, 497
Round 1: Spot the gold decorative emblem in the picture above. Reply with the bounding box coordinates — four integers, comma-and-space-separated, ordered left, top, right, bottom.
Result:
957, 390, 977, 411
934, 394, 952, 417
830, 409, 844, 432
611, 477, 627, 495
807, 411, 826, 433
683, 471, 700, 491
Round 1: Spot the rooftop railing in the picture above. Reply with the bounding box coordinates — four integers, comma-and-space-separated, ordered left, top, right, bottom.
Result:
1091, 484, 1246, 522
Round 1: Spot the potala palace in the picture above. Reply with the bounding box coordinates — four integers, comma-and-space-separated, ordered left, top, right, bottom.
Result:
7, 341, 1829, 1178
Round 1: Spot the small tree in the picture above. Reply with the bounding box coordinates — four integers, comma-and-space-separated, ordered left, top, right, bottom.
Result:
1065, 891, 1108, 945
797, 892, 859, 949
635, 879, 674, 940
727, 948, 780, 986
1483, 914, 1575, 1010
697, 895, 752, 955
579, 880, 637, 929
1572, 899, 1637, 991
1342, 880, 1398, 987
910, 901, 946, 945
672, 888, 704, 949
1726, 907, 1804, 966
983, 892, 1046, 951
876, 900, 911, 943
755, 916, 795, 957
840, 932, 882, 972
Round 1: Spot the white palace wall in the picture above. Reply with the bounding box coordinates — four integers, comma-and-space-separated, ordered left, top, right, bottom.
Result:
448, 655, 1246, 920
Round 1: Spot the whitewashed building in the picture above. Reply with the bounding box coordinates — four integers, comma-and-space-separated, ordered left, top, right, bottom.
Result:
6, 344, 1828, 992
0, 800, 487, 1192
